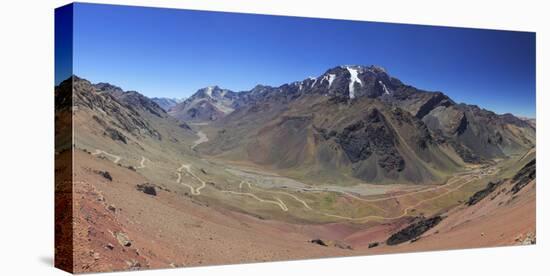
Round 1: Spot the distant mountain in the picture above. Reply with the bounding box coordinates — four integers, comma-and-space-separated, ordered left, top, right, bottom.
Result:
151, 97, 184, 112
519, 117, 536, 128
169, 86, 239, 122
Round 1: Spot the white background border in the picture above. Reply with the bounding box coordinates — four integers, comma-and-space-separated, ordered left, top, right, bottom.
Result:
0, 0, 546, 275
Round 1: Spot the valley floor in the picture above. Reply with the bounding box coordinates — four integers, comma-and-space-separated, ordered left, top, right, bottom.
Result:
69, 144, 535, 273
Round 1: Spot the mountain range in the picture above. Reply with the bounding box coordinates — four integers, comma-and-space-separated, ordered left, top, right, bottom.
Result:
168, 65, 535, 184
61, 65, 535, 185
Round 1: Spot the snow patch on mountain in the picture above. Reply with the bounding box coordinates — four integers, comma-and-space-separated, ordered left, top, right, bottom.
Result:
205, 86, 214, 98
310, 77, 318, 88
346, 66, 363, 99
378, 80, 391, 95
328, 74, 336, 88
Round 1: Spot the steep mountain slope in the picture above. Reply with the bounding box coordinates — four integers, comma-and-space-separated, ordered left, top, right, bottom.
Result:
196, 65, 534, 185
419, 104, 534, 161
201, 92, 461, 185
301, 65, 535, 162
372, 155, 536, 251
62, 76, 197, 159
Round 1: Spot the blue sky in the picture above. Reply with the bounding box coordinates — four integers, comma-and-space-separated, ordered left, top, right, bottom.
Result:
62, 3, 536, 117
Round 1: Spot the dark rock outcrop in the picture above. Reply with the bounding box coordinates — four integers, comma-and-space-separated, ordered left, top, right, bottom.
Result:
104, 127, 128, 144
454, 113, 468, 135
466, 180, 503, 206
136, 183, 157, 196
96, 171, 112, 181
368, 242, 379, 248
449, 140, 481, 163
178, 122, 191, 130
511, 159, 536, 194
414, 92, 453, 119
386, 216, 443, 245
310, 239, 328, 247
336, 109, 405, 173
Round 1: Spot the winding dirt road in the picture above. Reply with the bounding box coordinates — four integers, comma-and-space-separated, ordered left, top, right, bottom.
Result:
317, 168, 495, 221
91, 149, 121, 164
176, 164, 206, 195
303, 170, 478, 203
90, 144, 499, 222
137, 156, 149, 169
222, 189, 289, 211
239, 181, 309, 210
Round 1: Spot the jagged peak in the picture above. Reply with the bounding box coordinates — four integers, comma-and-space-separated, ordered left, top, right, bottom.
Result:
196, 85, 235, 93
193, 85, 225, 97
250, 84, 274, 93
58, 74, 92, 88
336, 64, 387, 74
94, 82, 124, 93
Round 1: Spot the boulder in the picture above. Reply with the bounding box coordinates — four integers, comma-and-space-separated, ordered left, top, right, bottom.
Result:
97, 171, 112, 181
136, 183, 157, 196
310, 239, 328, 247
115, 232, 131, 247
368, 242, 379, 248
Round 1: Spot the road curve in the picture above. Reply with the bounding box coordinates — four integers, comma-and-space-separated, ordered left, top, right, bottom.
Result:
91, 149, 121, 164
317, 172, 488, 222
137, 156, 148, 169
176, 164, 206, 195
240, 181, 311, 210
221, 189, 289, 211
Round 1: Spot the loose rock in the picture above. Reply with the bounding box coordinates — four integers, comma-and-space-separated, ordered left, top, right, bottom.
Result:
96, 170, 112, 181
136, 183, 157, 196
368, 242, 379, 248
310, 239, 328, 247
115, 232, 132, 247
